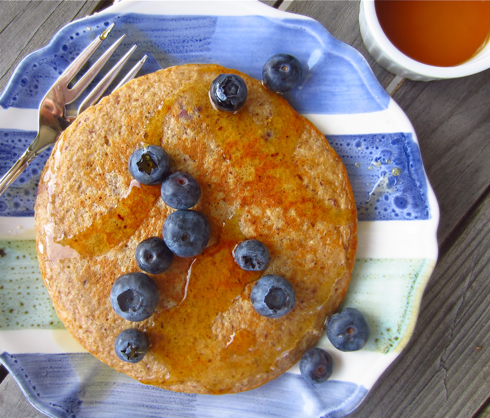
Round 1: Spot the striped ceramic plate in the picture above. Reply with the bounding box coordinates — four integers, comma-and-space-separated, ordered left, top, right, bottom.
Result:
0, 1, 438, 417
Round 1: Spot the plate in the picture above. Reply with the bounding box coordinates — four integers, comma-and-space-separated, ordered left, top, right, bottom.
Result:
0, 1, 439, 417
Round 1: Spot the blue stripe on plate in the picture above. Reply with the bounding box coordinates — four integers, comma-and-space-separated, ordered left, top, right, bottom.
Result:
0, 13, 389, 115
0, 131, 430, 221
0, 130, 50, 217
0, 352, 368, 418
328, 132, 431, 221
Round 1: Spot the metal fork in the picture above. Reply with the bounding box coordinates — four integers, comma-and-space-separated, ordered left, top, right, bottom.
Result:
0, 23, 147, 197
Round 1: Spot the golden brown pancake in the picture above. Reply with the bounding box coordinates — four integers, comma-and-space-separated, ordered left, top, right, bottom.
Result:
34, 64, 357, 394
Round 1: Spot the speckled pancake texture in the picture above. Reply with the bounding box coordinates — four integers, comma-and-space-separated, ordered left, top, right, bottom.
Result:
35, 64, 357, 394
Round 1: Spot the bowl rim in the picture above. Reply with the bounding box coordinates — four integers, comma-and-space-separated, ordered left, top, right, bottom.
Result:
361, 0, 490, 79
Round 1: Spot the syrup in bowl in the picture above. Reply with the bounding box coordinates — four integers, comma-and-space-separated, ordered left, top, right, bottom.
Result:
375, 0, 490, 67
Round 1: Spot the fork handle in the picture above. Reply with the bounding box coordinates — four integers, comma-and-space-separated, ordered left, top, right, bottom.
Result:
0, 122, 60, 198
0, 147, 37, 198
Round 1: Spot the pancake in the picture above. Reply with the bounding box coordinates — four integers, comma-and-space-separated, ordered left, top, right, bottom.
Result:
34, 64, 357, 394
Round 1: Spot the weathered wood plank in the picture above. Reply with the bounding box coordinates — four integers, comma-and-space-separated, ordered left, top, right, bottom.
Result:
347, 188, 490, 418
0, 374, 45, 418
0, 1, 101, 94
286, 0, 490, 245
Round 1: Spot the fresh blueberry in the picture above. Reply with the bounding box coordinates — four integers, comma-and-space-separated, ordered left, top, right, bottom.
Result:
209, 74, 248, 112
114, 328, 149, 363
262, 54, 303, 93
250, 274, 295, 318
110, 273, 159, 322
163, 210, 210, 257
299, 347, 334, 384
161, 172, 201, 209
326, 307, 370, 351
135, 237, 174, 275
128, 145, 170, 185
234, 239, 270, 271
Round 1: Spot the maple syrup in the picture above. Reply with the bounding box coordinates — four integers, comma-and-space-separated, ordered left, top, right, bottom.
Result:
375, 0, 490, 67
58, 184, 160, 257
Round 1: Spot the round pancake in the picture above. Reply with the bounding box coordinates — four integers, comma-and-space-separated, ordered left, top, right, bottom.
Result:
34, 64, 357, 394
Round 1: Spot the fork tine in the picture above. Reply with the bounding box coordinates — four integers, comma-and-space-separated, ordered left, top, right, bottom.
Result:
114, 54, 148, 91
77, 45, 138, 115
57, 23, 115, 93
65, 34, 126, 105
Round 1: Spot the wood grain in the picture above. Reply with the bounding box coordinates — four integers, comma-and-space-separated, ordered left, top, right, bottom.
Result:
0, 375, 45, 418
0, 1, 100, 94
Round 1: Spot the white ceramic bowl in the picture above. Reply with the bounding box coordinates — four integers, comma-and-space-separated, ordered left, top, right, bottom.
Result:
359, 0, 490, 81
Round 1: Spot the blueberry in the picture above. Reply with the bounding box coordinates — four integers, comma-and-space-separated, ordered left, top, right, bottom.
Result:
128, 145, 170, 185
326, 307, 370, 351
163, 210, 210, 257
250, 274, 295, 318
234, 239, 270, 271
114, 328, 149, 363
209, 74, 247, 112
161, 172, 201, 209
110, 273, 159, 322
299, 347, 333, 384
262, 54, 302, 93
135, 237, 174, 275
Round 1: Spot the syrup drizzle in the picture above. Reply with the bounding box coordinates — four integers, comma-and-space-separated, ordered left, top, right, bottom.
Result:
56, 184, 160, 257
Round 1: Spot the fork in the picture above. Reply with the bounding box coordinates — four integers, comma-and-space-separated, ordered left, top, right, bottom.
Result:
0, 23, 147, 197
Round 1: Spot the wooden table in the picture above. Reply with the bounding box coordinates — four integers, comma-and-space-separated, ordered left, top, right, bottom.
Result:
0, 1, 489, 417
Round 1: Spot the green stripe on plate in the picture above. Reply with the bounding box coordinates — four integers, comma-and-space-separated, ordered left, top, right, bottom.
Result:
0, 240, 435, 354
0, 240, 63, 330
344, 257, 435, 354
